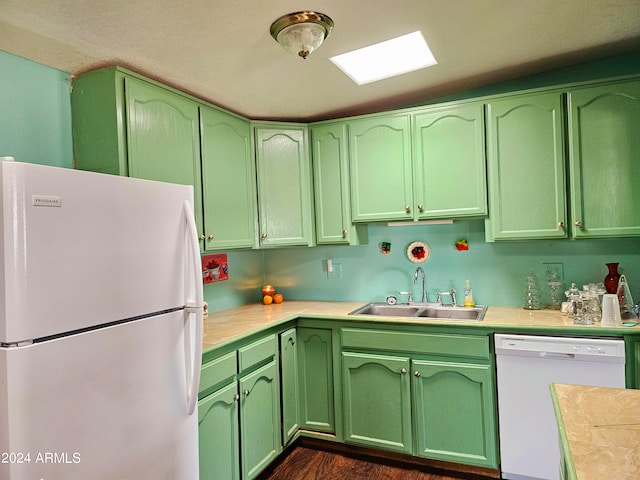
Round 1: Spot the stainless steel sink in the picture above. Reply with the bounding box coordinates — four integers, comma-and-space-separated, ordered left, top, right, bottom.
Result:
351, 304, 421, 317
348, 303, 486, 321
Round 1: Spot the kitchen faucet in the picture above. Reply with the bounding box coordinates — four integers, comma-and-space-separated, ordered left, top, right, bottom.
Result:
414, 267, 427, 303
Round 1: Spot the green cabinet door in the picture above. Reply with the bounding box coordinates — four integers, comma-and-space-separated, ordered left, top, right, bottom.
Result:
198, 381, 240, 480
239, 360, 281, 480
71, 68, 205, 242
125, 76, 204, 240
279, 328, 300, 445
297, 328, 335, 433
349, 115, 414, 222
342, 352, 412, 454
412, 360, 498, 468
567, 80, 640, 238
200, 106, 256, 250
486, 92, 567, 240
254, 124, 314, 247
311, 123, 367, 245
413, 104, 487, 219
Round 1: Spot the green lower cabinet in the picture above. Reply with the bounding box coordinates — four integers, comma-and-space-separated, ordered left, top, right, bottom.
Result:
239, 360, 281, 479
412, 360, 498, 468
342, 352, 412, 454
279, 328, 300, 445
297, 328, 335, 433
198, 381, 240, 480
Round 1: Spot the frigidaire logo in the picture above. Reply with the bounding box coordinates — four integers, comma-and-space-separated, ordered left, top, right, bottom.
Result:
32, 195, 61, 207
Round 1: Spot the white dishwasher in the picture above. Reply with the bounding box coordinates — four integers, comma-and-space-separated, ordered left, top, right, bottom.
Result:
494, 334, 625, 480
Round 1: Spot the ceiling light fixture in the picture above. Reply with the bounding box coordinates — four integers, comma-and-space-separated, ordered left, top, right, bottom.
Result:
270, 11, 334, 59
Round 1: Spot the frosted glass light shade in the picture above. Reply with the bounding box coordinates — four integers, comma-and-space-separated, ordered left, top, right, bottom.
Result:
276, 23, 326, 58
270, 11, 334, 59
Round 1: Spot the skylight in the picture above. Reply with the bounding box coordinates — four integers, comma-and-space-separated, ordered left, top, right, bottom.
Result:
330, 31, 437, 85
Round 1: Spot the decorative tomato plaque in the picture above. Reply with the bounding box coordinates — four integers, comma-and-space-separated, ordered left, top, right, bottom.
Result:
202, 254, 228, 283
407, 241, 431, 263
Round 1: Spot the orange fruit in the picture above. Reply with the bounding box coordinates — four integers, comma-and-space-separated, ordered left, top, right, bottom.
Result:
273, 293, 284, 304
263, 295, 273, 305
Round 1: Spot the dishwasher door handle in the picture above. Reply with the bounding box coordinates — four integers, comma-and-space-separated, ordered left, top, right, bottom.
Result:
540, 351, 575, 359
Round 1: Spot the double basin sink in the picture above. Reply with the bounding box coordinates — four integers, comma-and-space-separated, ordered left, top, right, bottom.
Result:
348, 303, 487, 321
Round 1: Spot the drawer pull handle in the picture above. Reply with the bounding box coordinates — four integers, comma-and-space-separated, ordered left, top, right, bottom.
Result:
243, 389, 250, 396
414, 371, 421, 378
400, 368, 407, 375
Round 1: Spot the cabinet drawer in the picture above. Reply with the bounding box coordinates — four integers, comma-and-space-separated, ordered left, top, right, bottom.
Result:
200, 350, 237, 394
238, 335, 277, 372
341, 328, 490, 360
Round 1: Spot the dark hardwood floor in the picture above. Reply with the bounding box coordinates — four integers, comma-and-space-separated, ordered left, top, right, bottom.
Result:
258, 445, 496, 480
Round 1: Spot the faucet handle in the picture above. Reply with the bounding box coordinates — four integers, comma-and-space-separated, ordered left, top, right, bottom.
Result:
398, 291, 413, 303
436, 289, 458, 307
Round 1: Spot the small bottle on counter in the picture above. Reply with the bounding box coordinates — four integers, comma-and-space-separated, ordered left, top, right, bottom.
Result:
463, 280, 475, 308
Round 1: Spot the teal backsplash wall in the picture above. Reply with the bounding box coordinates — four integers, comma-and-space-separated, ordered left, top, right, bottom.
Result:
0, 51, 73, 167
203, 250, 264, 312
263, 222, 640, 307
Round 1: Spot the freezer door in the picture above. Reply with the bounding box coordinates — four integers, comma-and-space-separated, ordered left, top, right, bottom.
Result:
0, 161, 197, 343
0, 310, 198, 480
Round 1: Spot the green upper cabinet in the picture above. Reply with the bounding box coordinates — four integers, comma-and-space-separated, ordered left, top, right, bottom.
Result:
412, 104, 487, 219
485, 92, 567, 240
254, 123, 314, 247
310, 123, 367, 245
567, 80, 640, 238
72, 68, 204, 242
200, 106, 256, 250
349, 114, 414, 222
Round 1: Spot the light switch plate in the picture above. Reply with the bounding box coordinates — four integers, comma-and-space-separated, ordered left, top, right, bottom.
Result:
327, 263, 343, 279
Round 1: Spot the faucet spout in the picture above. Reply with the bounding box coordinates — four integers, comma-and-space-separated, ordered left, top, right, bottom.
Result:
414, 267, 427, 303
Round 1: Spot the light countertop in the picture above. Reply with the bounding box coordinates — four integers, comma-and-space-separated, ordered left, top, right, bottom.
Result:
202, 301, 637, 351
551, 383, 640, 479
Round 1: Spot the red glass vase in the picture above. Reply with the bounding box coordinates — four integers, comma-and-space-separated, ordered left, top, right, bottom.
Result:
604, 263, 621, 294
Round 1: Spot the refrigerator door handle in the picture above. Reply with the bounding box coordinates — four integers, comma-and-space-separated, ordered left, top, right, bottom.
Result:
184, 200, 203, 415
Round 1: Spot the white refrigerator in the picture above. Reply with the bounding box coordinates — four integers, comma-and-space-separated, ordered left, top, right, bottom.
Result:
0, 160, 203, 479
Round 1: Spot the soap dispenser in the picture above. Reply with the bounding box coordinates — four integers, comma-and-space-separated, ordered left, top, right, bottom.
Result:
463, 280, 475, 308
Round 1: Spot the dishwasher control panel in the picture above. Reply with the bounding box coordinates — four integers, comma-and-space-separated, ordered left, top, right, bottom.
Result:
494, 334, 625, 362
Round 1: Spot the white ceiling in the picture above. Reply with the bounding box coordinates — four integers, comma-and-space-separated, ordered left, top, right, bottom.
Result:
1, 0, 640, 121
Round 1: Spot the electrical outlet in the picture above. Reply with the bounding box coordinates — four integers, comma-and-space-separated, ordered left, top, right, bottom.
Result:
543, 262, 564, 282
327, 263, 343, 280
